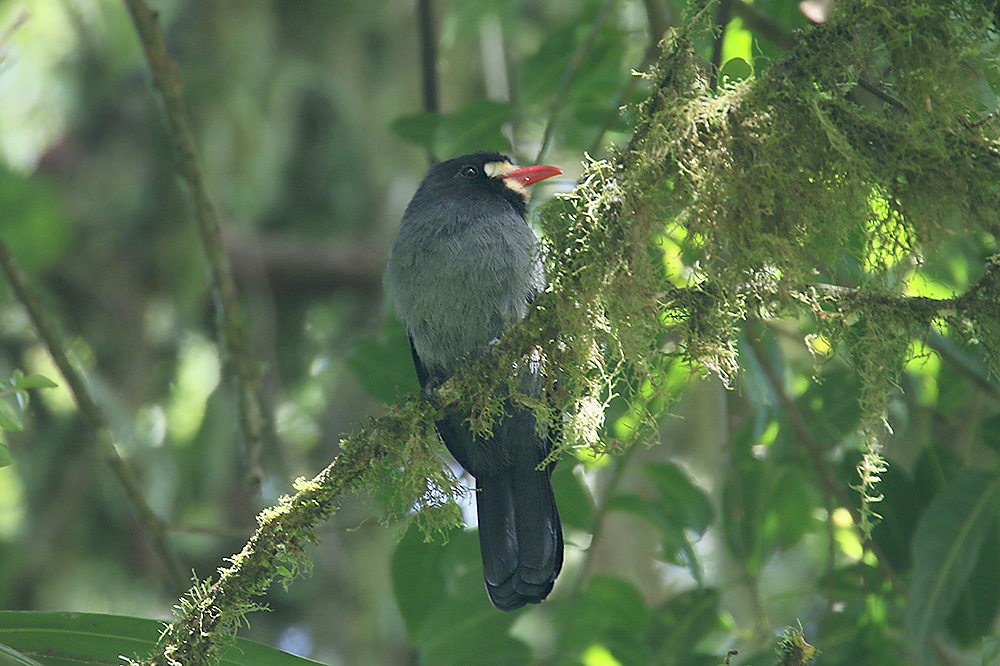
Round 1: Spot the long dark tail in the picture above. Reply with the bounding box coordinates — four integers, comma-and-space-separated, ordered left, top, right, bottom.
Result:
476, 460, 563, 611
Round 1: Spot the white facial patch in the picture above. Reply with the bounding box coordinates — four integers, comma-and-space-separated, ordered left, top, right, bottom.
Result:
485, 160, 529, 200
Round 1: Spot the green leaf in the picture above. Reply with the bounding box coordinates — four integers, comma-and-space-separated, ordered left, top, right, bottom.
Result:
551, 462, 594, 531
649, 588, 724, 661
391, 112, 440, 151
983, 635, 1000, 666
607, 494, 705, 585
390, 525, 451, 641
905, 473, 1000, 663
0, 643, 47, 666
0, 401, 23, 434
556, 576, 653, 666
434, 100, 515, 158
641, 462, 713, 535
0, 611, 326, 666
391, 527, 528, 664
347, 317, 419, 403
9, 374, 57, 391
0, 442, 12, 468
718, 57, 753, 84
0, 169, 70, 274
417, 592, 530, 665
947, 526, 1000, 646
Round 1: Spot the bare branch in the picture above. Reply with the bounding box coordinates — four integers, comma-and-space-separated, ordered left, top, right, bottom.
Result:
0, 239, 187, 590
535, 0, 619, 163
121, 0, 269, 491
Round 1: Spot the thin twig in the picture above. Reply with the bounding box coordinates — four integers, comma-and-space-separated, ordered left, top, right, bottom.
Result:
417, 0, 439, 164
0, 239, 187, 590
417, 0, 439, 115
730, 0, 796, 51
588, 0, 674, 155
121, 0, 268, 492
925, 331, 1000, 402
708, 0, 734, 91
744, 321, 905, 593
535, 0, 620, 163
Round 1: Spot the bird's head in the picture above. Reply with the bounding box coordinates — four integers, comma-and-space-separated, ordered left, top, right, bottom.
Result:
415, 152, 562, 218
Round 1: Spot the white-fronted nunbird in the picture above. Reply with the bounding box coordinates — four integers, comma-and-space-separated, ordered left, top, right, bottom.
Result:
384, 151, 563, 610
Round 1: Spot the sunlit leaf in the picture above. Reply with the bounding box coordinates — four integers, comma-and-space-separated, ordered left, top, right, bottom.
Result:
9, 374, 57, 391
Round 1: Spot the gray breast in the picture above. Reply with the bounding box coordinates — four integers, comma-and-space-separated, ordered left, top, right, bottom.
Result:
385, 205, 545, 377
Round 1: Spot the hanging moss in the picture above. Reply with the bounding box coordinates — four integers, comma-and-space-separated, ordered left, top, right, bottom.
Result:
521, 0, 1000, 527
141, 3, 1000, 661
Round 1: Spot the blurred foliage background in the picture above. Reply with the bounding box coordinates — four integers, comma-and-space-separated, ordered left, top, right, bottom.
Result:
0, 0, 999, 665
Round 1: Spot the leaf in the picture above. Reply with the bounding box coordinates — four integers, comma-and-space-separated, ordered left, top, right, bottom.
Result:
391, 528, 528, 665
347, 317, 419, 403
607, 494, 705, 585
0, 442, 12, 468
391, 112, 440, 151
0, 611, 326, 666
551, 461, 594, 531
0, 643, 47, 666
649, 588, 724, 662
718, 57, 753, 84
434, 100, 516, 158
983, 635, 1000, 666
417, 593, 530, 665
641, 462, 713, 535
946, 526, 1000, 646
390, 525, 450, 641
556, 576, 653, 666
905, 472, 1000, 663
0, 169, 70, 274
0, 401, 23, 434
9, 374, 57, 391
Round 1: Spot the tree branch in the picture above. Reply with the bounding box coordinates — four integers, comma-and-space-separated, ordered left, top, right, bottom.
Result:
588, 0, 675, 155
126, 5, 999, 662
121, 0, 269, 491
535, 0, 619, 163
417, 0, 440, 164
139, 395, 441, 666
708, 0, 734, 91
225, 233, 383, 293
0, 239, 187, 591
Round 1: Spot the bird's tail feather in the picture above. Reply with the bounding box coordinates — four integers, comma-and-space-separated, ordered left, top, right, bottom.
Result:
476, 462, 563, 611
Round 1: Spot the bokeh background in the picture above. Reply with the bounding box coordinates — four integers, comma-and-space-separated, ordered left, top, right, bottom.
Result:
1, 1, 999, 665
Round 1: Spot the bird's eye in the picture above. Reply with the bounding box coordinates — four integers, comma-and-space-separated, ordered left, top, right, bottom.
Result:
459, 165, 478, 179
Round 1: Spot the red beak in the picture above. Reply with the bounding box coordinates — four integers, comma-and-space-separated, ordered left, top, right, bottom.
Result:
500, 164, 563, 187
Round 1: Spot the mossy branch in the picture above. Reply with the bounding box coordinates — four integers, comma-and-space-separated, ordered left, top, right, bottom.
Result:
133, 0, 1000, 662
139, 395, 458, 666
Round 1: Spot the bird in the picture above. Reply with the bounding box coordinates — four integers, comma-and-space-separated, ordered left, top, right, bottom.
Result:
384, 151, 564, 611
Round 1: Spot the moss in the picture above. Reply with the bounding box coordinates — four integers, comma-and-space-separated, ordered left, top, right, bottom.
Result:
145, 2, 1000, 660
513, 0, 998, 529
